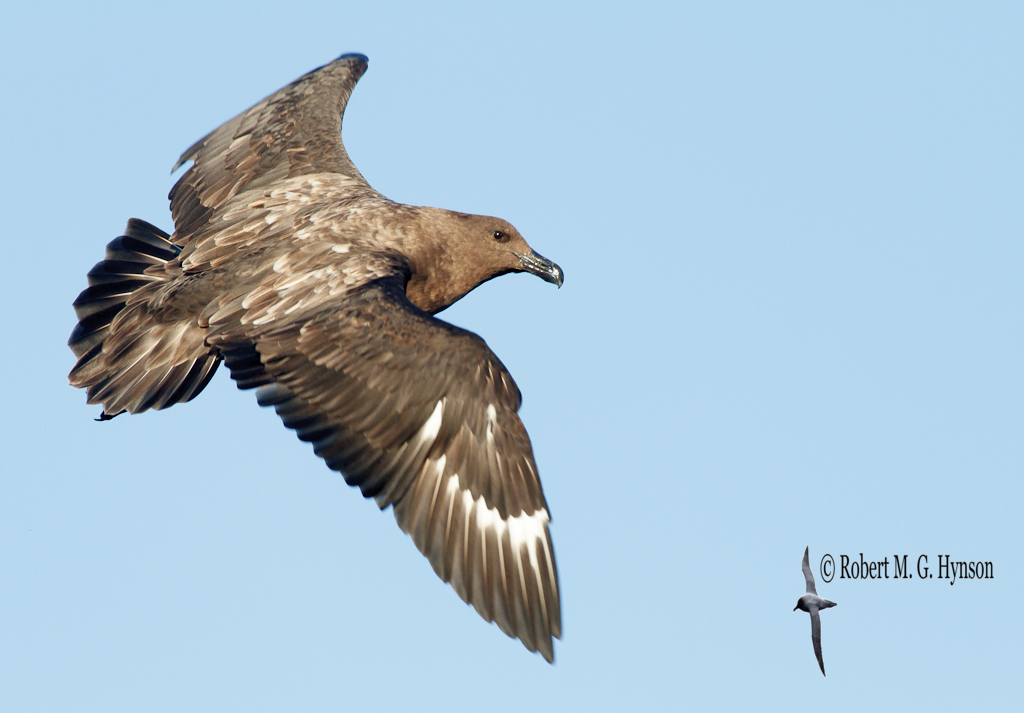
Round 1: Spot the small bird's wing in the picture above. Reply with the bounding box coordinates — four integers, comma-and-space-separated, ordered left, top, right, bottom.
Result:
803, 545, 817, 594
809, 606, 826, 676
210, 274, 561, 662
169, 53, 377, 242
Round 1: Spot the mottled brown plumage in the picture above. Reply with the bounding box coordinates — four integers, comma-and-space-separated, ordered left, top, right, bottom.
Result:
68, 54, 564, 661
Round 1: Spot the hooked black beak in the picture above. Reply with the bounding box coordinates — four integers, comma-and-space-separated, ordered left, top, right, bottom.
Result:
515, 250, 564, 288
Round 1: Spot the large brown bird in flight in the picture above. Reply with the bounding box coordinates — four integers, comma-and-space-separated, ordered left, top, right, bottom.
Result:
68, 53, 564, 662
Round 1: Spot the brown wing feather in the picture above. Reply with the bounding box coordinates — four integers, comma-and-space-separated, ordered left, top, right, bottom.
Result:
169, 53, 377, 242
211, 275, 561, 661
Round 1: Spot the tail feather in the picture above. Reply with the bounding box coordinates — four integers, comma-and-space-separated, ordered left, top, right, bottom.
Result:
70, 219, 176, 357
68, 219, 220, 418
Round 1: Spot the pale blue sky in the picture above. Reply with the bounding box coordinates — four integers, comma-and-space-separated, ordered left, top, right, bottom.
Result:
2, 2, 1021, 710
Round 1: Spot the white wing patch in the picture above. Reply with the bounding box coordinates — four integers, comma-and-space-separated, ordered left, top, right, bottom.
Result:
419, 399, 444, 446
485, 403, 497, 444
386, 399, 558, 658
449, 472, 553, 628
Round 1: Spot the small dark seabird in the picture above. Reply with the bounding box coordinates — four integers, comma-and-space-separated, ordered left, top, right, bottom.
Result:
793, 546, 837, 676
67, 54, 564, 662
